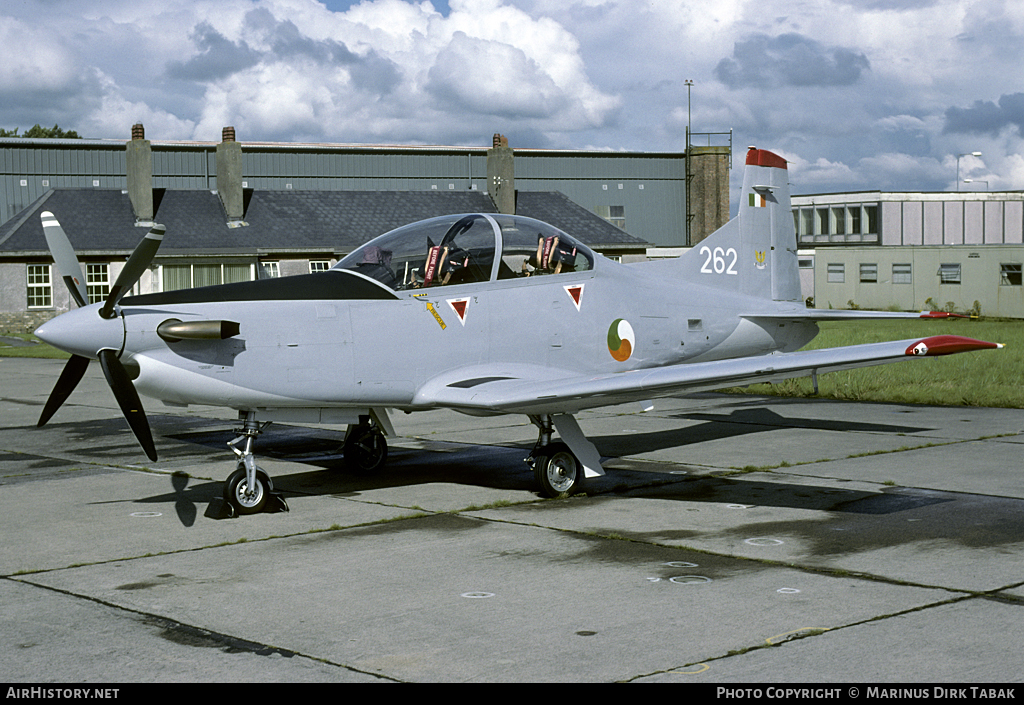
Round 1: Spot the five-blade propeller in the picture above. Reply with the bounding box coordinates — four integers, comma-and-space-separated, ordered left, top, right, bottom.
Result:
36, 212, 164, 461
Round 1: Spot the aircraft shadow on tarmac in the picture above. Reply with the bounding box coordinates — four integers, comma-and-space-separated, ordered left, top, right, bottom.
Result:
593, 404, 931, 458
139, 456, 1024, 562
24, 407, 1024, 557
138, 409, 984, 542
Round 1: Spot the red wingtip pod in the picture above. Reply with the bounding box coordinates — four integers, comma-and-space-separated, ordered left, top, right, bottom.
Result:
905, 335, 1004, 357
745, 148, 788, 169
919, 311, 969, 319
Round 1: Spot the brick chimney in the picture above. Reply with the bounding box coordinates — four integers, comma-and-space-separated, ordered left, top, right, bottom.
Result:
216, 126, 245, 223
126, 123, 153, 222
486, 133, 515, 214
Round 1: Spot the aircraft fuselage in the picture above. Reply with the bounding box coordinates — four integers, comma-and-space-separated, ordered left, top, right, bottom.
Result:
106, 257, 815, 415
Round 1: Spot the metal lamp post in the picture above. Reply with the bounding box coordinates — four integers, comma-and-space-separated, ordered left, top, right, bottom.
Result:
957, 152, 982, 191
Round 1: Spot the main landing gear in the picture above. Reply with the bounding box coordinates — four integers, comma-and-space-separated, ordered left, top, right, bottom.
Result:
528, 414, 584, 497
342, 415, 388, 473
223, 411, 289, 517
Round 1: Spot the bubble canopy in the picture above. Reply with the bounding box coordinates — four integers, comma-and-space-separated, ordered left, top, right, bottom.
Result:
334, 213, 595, 291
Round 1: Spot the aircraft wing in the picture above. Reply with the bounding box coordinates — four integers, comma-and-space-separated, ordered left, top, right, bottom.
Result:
413, 335, 1001, 416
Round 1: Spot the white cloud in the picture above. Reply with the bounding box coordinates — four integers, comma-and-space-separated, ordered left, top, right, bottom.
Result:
1, 0, 1022, 193
81, 73, 198, 140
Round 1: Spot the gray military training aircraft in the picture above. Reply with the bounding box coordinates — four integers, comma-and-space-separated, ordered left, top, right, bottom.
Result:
34, 147, 1003, 516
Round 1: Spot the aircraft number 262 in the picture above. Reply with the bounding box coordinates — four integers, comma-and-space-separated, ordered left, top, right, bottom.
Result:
699, 245, 738, 275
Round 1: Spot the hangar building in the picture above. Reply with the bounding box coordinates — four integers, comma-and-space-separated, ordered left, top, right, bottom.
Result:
1, 127, 731, 332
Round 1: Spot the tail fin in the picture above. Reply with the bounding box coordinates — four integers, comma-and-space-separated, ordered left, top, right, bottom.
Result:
679, 147, 801, 302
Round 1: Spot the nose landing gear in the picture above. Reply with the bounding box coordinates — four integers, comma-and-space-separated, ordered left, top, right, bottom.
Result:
222, 411, 289, 516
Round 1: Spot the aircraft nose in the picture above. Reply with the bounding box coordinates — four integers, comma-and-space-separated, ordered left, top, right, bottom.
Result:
35, 305, 125, 359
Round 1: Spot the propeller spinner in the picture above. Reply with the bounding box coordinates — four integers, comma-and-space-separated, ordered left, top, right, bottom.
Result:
34, 212, 164, 461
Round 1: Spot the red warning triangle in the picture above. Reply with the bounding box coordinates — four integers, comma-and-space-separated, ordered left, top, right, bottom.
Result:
564, 284, 584, 311
447, 297, 470, 325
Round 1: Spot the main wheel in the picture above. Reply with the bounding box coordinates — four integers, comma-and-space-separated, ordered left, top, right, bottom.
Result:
533, 442, 582, 497
223, 465, 272, 515
343, 425, 388, 473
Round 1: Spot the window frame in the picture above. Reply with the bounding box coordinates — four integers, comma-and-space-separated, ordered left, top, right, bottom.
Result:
938, 263, 962, 285
86, 263, 110, 304
892, 263, 912, 285
27, 264, 53, 309
1000, 263, 1022, 287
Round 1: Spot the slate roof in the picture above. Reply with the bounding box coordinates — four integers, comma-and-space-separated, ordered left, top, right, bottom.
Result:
0, 188, 647, 258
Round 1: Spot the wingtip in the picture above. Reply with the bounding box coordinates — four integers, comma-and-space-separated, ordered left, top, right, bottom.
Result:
918, 311, 969, 319
905, 335, 1003, 356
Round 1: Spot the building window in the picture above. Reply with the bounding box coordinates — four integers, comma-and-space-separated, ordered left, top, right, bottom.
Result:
799, 209, 813, 238
938, 263, 961, 285
864, 205, 878, 235
309, 260, 331, 273
27, 264, 52, 308
192, 264, 223, 288
162, 263, 254, 291
596, 205, 626, 229
849, 207, 861, 235
859, 263, 877, 283
794, 203, 879, 243
798, 256, 814, 269
893, 263, 912, 284
1000, 263, 1022, 286
259, 261, 280, 279
827, 263, 845, 283
86, 264, 109, 304
832, 207, 846, 235
163, 265, 190, 292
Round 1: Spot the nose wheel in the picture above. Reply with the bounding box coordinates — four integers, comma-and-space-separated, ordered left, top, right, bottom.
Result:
223, 464, 273, 515
222, 412, 289, 517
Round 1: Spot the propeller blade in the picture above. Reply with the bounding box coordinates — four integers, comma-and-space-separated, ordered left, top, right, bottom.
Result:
37, 354, 91, 427
97, 349, 157, 461
100, 223, 165, 319
40, 211, 88, 308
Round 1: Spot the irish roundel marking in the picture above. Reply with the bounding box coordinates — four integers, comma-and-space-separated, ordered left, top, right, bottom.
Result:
607, 319, 635, 362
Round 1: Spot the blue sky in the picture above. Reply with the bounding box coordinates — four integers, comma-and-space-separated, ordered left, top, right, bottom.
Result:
1, 0, 1021, 197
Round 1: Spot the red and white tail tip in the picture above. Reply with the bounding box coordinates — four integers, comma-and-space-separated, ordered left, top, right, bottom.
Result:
906, 335, 1003, 357
746, 147, 788, 169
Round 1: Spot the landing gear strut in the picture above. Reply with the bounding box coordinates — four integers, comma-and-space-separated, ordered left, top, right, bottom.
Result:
343, 415, 388, 473
527, 414, 583, 497
223, 411, 288, 516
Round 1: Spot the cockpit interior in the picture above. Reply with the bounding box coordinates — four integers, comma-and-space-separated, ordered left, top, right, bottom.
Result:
334, 214, 595, 291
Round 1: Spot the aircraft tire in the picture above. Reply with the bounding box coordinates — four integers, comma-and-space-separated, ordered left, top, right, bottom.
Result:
344, 425, 388, 474
534, 442, 581, 497
224, 466, 272, 515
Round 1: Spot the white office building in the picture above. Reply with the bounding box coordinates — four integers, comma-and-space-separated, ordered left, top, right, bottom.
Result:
792, 191, 1024, 318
